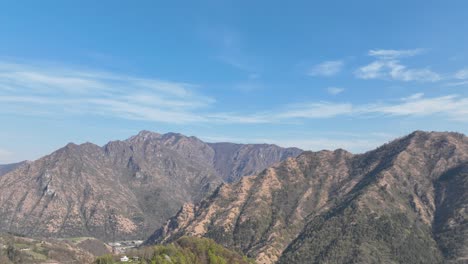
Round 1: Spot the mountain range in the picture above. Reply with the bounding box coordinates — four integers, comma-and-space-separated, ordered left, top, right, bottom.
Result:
0, 131, 301, 241
1, 130, 467, 263
147, 131, 468, 264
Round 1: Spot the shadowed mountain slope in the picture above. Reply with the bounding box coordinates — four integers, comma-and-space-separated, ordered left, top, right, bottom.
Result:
0, 161, 27, 176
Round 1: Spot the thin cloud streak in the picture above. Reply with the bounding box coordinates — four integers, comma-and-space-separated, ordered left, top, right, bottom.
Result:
327, 87, 344, 95
455, 68, 468, 79
0, 61, 214, 123
308, 60, 344, 77
2, 61, 468, 125
368, 49, 425, 59
214, 93, 468, 123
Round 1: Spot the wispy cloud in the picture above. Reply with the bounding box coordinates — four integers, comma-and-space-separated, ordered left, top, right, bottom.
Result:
3, 61, 468, 125
455, 68, 468, 79
0, 61, 214, 123
207, 102, 354, 124
213, 93, 468, 123
327, 87, 344, 95
368, 49, 425, 59
355, 49, 440, 82
368, 94, 468, 121
207, 28, 260, 73
308, 60, 344, 77
445, 68, 468, 86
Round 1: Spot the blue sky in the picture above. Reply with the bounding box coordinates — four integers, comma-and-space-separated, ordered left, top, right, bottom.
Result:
1, 0, 468, 163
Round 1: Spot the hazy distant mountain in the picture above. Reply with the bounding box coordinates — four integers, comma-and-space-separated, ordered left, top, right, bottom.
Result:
0, 131, 301, 241
148, 131, 468, 264
0, 161, 26, 176
208, 142, 302, 183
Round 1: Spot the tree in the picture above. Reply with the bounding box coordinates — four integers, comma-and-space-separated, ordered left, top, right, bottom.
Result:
94, 254, 114, 264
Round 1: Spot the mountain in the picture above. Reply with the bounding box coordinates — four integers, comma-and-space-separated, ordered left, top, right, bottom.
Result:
0, 161, 26, 176
0, 131, 301, 241
147, 131, 468, 264
208, 142, 302, 183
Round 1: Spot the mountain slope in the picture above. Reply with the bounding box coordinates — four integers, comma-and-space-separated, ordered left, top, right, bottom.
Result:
0, 161, 26, 176
148, 131, 468, 264
0, 131, 301, 241
279, 131, 468, 264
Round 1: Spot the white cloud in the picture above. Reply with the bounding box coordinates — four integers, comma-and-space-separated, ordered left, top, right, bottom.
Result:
0, 62, 214, 124
327, 87, 344, 95
222, 93, 468, 123
204, 102, 354, 124
455, 68, 468, 79
271, 93, 468, 122
368, 49, 425, 59
2, 61, 468, 125
308, 60, 344, 77
369, 94, 468, 120
355, 49, 440, 82
355, 61, 386, 79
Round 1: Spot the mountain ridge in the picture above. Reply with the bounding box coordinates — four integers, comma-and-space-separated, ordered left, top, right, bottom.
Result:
0, 130, 302, 241
147, 131, 468, 264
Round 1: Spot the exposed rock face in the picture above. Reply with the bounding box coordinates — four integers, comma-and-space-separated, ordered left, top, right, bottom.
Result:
148, 131, 468, 264
0, 131, 301, 241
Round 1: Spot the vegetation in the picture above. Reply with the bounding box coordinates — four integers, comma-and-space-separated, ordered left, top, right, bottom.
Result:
95, 254, 115, 264
0, 234, 94, 263
95, 236, 255, 264
278, 203, 444, 264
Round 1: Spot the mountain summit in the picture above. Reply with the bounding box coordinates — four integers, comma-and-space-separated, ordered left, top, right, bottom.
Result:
148, 131, 468, 264
0, 131, 301, 241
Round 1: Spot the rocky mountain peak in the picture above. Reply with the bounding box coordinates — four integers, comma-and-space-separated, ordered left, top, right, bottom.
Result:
126, 130, 162, 143
0, 130, 302, 241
